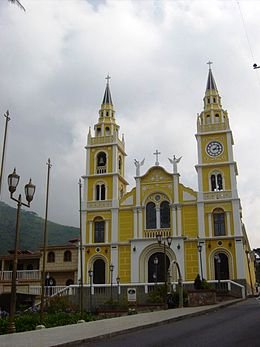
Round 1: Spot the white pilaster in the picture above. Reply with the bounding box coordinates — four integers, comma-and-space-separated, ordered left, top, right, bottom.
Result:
138, 208, 143, 238
156, 206, 160, 229
111, 209, 118, 242
197, 202, 205, 237
89, 221, 93, 243
208, 213, 212, 237
133, 209, 138, 239
105, 220, 109, 243
172, 206, 177, 236
177, 206, 182, 237
226, 211, 231, 236
111, 246, 119, 283
235, 239, 246, 278
232, 200, 242, 236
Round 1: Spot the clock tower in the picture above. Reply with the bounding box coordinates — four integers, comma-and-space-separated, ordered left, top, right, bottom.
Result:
195, 63, 245, 280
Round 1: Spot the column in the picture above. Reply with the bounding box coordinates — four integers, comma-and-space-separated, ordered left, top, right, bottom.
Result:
226, 211, 231, 236
208, 213, 212, 237
89, 221, 93, 243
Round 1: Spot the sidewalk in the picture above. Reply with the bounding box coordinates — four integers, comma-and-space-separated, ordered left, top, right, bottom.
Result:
0, 299, 243, 347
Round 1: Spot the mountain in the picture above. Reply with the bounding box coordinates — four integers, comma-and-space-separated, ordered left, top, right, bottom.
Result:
0, 201, 79, 255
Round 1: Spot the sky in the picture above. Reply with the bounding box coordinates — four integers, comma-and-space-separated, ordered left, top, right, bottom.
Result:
0, 0, 260, 248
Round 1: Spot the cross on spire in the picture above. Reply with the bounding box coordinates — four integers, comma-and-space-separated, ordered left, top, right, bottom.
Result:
207, 61, 213, 70
105, 74, 111, 84
153, 149, 161, 166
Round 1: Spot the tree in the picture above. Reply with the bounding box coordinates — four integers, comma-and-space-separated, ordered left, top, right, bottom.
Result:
8, 0, 26, 12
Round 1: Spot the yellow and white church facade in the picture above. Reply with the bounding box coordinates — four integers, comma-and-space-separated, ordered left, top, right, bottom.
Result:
81, 67, 255, 291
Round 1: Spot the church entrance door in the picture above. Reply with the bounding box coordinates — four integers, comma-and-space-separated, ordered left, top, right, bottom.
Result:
93, 259, 105, 284
148, 252, 170, 283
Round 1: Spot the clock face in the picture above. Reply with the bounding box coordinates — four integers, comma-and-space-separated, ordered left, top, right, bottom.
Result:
206, 141, 223, 157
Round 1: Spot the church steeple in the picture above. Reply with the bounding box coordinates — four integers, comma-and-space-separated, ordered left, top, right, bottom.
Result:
206, 62, 218, 91
102, 75, 113, 106
197, 62, 229, 131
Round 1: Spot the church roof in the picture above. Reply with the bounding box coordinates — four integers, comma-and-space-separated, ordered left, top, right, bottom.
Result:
206, 67, 218, 91
102, 76, 113, 105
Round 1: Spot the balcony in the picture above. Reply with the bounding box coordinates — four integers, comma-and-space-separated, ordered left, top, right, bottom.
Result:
144, 229, 171, 239
0, 270, 41, 282
198, 122, 228, 133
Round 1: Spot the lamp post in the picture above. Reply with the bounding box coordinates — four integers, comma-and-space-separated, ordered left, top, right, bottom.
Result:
156, 233, 172, 308
40, 158, 51, 325
153, 256, 158, 285
0, 110, 10, 198
78, 179, 84, 319
116, 276, 120, 303
110, 264, 114, 302
7, 168, 35, 333
197, 243, 203, 280
88, 269, 93, 312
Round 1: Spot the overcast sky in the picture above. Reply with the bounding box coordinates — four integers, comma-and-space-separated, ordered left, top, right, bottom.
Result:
0, 0, 260, 248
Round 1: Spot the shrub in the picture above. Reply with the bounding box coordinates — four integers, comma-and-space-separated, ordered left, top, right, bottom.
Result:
147, 285, 166, 303
194, 274, 212, 290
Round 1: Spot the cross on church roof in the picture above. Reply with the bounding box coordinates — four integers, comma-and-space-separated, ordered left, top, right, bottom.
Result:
105, 74, 111, 84
153, 149, 161, 166
207, 61, 213, 69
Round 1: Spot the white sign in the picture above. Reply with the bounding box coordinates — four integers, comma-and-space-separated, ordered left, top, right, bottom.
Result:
127, 288, 137, 302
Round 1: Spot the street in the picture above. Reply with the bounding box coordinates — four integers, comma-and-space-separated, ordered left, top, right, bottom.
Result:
84, 299, 260, 347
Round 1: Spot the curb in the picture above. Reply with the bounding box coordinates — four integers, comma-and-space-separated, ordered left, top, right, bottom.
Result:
54, 299, 244, 347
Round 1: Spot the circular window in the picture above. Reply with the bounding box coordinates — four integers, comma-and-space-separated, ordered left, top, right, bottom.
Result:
217, 241, 222, 246
155, 195, 160, 201
96, 247, 101, 253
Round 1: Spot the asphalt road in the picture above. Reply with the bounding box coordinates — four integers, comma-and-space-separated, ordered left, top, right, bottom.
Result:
84, 298, 260, 347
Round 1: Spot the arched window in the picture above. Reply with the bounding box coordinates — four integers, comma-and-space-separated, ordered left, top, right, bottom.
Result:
210, 172, 223, 191
213, 209, 225, 236
160, 201, 170, 228
206, 115, 211, 124
64, 250, 72, 262
47, 251, 55, 263
146, 202, 156, 229
96, 127, 101, 136
215, 114, 220, 123
97, 152, 107, 174
94, 219, 105, 243
93, 259, 106, 284
105, 127, 110, 135
96, 183, 106, 200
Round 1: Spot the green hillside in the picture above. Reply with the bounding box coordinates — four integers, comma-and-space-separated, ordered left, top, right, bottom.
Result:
0, 201, 79, 255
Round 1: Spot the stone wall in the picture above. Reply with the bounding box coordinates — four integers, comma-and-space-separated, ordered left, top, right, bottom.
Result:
187, 290, 216, 307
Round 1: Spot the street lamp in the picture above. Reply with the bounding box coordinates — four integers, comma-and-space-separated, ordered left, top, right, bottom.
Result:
156, 233, 172, 308
197, 243, 203, 280
88, 269, 93, 312
153, 256, 158, 284
7, 168, 35, 333
110, 264, 114, 302
116, 276, 120, 303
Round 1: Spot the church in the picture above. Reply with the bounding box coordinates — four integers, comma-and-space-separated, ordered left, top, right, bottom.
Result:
81, 66, 255, 291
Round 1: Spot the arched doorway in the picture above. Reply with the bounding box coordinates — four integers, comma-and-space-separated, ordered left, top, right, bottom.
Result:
148, 252, 170, 283
214, 253, 229, 280
93, 259, 106, 284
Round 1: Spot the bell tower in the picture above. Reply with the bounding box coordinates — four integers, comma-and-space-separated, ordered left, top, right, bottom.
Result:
195, 63, 245, 280
82, 76, 128, 283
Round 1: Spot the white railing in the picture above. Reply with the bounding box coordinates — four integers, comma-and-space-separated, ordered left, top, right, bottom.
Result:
144, 229, 171, 239
0, 270, 41, 281
28, 280, 246, 299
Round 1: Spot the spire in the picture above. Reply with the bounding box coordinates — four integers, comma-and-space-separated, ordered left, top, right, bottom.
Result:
102, 74, 113, 105
206, 61, 218, 91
